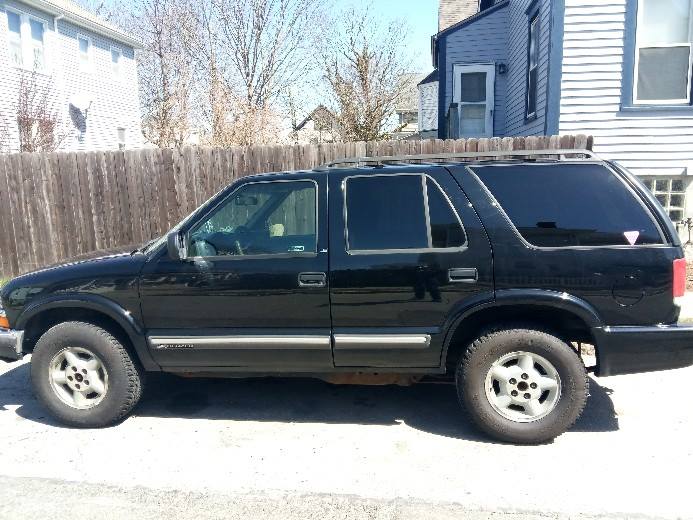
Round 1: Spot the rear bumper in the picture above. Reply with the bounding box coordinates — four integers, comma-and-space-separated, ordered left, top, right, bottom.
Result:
594, 324, 693, 376
0, 328, 24, 361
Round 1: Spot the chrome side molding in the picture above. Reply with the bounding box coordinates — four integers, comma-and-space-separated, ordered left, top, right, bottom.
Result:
333, 334, 431, 350
149, 336, 331, 350
148, 334, 432, 351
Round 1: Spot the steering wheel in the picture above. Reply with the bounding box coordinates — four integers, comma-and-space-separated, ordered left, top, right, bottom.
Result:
235, 225, 250, 236
232, 226, 250, 255
191, 239, 217, 257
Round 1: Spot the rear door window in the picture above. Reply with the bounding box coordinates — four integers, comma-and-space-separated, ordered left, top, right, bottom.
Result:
344, 174, 466, 252
427, 177, 466, 248
346, 175, 428, 251
471, 163, 663, 247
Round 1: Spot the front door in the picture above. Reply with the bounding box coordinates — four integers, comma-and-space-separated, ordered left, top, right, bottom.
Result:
140, 173, 332, 371
453, 64, 495, 138
327, 167, 494, 368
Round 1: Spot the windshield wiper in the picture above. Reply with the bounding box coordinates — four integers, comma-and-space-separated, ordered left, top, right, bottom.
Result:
133, 237, 159, 255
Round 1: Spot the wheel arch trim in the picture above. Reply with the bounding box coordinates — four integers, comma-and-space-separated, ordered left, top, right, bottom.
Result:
440, 289, 604, 368
16, 294, 160, 371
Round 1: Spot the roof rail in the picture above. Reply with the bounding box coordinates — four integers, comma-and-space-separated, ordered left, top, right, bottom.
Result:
321, 148, 598, 169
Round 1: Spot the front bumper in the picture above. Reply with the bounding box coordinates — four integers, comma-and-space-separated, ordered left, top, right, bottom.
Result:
0, 328, 24, 361
593, 324, 693, 376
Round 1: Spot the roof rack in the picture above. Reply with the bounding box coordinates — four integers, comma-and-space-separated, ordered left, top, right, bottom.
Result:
322, 148, 598, 169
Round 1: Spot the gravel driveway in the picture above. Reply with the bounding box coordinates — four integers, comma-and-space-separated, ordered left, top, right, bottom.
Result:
0, 356, 691, 519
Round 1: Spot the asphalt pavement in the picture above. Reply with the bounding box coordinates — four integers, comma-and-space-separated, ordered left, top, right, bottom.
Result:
0, 354, 691, 519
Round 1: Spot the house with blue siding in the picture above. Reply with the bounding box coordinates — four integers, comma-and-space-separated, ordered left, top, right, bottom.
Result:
422, 0, 693, 230
0, 0, 143, 151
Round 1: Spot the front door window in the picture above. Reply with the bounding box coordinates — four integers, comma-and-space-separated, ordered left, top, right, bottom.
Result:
188, 180, 317, 257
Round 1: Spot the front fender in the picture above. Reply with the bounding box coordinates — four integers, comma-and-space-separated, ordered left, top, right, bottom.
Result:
16, 294, 159, 371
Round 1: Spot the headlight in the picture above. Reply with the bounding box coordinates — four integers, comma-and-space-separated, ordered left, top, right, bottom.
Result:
0, 309, 8, 330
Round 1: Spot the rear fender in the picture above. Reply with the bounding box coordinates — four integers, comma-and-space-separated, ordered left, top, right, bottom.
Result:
440, 289, 603, 368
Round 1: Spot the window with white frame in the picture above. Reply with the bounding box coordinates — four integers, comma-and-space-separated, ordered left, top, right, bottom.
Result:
641, 177, 688, 222
634, 0, 693, 104
78, 35, 92, 72
29, 18, 45, 70
6, 11, 22, 66
110, 47, 121, 76
5, 10, 47, 71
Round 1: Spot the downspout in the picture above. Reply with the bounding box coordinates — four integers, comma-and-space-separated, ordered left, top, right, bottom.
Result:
52, 15, 66, 150
437, 35, 447, 139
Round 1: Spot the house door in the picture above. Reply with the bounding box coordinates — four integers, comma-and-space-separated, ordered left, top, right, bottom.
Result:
453, 64, 495, 138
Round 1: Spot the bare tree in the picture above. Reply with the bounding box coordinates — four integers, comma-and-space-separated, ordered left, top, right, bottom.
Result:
74, 0, 121, 22
183, 0, 326, 146
130, 0, 196, 148
322, 8, 414, 142
216, 0, 323, 106
16, 72, 68, 153
82, 0, 328, 147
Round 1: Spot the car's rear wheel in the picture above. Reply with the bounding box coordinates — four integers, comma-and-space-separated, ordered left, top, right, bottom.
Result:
31, 321, 144, 428
457, 327, 588, 444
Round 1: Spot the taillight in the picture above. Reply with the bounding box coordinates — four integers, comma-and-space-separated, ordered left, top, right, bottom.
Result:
673, 258, 686, 298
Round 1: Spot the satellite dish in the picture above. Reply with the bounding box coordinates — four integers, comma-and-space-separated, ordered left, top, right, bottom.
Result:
69, 93, 92, 112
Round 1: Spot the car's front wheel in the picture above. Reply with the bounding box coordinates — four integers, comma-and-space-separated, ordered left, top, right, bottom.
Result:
31, 321, 144, 428
457, 327, 588, 444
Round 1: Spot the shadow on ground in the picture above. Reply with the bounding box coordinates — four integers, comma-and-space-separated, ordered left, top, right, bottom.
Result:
1, 360, 618, 442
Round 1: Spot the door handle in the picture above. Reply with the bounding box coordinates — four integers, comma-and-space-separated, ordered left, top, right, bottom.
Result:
448, 268, 478, 283
298, 272, 327, 288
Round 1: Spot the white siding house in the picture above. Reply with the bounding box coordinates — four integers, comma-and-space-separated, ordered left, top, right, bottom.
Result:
0, 0, 143, 152
418, 70, 439, 139
427, 0, 693, 234
559, 0, 693, 226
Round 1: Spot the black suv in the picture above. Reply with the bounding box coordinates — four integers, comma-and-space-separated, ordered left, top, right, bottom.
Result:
1, 149, 692, 444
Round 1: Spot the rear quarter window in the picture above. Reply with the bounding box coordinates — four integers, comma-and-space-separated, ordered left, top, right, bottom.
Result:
471, 163, 664, 247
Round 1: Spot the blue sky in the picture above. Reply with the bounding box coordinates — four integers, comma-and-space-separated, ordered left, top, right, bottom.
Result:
347, 0, 438, 73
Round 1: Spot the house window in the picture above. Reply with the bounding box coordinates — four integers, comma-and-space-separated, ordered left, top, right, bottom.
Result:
110, 47, 121, 76
6, 11, 23, 66
5, 10, 47, 71
641, 177, 688, 222
526, 14, 539, 119
29, 19, 45, 70
78, 36, 92, 72
399, 111, 418, 125
117, 127, 126, 150
634, 0, 693, 104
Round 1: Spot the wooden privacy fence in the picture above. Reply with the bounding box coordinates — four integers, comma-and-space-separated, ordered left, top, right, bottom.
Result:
0, 135, 592, 278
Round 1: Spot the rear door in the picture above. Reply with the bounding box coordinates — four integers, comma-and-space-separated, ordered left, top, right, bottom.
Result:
327, 167, 494, 368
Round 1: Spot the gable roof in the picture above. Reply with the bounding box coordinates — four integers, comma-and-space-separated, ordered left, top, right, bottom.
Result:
434, 0, 509, 38
19, 0, 142, 48
295, 105, 339, 131
418, 69, 438, 86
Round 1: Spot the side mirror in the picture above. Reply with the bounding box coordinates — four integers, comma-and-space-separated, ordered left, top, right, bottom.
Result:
167, 231, 188, 261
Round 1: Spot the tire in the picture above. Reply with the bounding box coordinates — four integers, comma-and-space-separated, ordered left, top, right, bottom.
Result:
30, 321, 144, 428
456, 327, 588, 444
